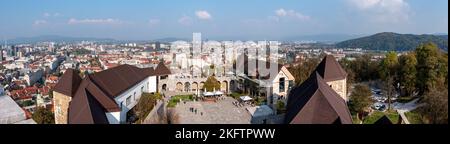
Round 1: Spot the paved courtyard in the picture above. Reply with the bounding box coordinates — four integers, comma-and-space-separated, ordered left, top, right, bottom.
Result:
173, 97, 252, 124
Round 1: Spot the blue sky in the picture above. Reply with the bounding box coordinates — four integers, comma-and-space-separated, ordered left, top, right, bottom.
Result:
0, 0, 448, 40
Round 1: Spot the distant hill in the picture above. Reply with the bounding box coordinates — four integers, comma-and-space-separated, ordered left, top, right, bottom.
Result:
153, 37, 188, 43
8, 35, 116, 44
282, 34, 368, 43
336, 32, 448, 51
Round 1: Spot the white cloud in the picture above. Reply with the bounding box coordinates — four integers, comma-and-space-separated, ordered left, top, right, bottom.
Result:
274, 8, 310, 21
347, 0, 410, 23
68, 18, 122, 25
43, 13, 51, 17
195, 10, 212, 20
178, 16, 193, 25
33, 20, 47, 25
43, 12, 61, 17
148, 19, 160, 26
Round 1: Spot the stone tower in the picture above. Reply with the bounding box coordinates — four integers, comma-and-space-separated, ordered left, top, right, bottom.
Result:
314, 55, 348, 101
52, 69, 82, 124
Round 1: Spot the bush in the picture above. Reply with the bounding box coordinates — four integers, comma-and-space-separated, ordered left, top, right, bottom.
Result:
276, 101, 286, 114
168, 95, 193, 107
32, 107, 55, 124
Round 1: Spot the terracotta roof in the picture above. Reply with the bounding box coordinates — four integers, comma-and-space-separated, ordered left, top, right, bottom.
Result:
314, 55, 347, 82
153, 61, 171, 76
52, 69, 82, 97
285, 72, 352, 124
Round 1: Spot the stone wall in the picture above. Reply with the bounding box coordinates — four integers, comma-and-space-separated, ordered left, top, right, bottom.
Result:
142, 100, 167, 124
53, 91, 71, 124
326, 78, 347, 101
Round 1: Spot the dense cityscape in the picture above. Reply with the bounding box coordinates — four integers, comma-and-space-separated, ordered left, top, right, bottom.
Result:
0, 0, 447, 125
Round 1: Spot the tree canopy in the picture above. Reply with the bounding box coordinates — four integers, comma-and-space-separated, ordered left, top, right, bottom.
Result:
203, 76, 221, 92
32, 107, 55, 124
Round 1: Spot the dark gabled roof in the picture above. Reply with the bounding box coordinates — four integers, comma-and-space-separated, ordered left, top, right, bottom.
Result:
314, 55, 347, 82
61, 64, 164, 124
68, 76, 120, 124
374, 115, 393, 124
89, 64, 151, 98
285, 72, 352, 124
53, 69, 82, 97
153, 62, 171, 76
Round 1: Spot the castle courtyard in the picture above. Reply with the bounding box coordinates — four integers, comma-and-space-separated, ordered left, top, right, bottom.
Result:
173, 97, 252, 124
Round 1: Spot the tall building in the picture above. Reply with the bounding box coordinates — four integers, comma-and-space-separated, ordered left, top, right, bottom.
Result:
0, 49, 3, 62
155, 42, 161, 50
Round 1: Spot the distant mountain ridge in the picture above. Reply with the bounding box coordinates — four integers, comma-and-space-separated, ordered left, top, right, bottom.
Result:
336, 32, 448, 51
8, 35, 115, 44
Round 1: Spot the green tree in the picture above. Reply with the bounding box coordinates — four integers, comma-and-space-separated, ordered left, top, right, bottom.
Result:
379, 51, 399, 80
287, 57, 320, 86
32, 107, 55, 124
399, 53, 417, 97
203, 76, 220, 92
349, 84, 373, 121
379, 51, 399, 110
415, 42, 440, 95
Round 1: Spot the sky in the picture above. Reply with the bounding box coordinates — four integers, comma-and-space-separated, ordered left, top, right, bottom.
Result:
0, 0, 448, 40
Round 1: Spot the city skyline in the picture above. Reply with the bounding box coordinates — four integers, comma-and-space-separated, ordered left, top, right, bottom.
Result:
0, 0, 448, 40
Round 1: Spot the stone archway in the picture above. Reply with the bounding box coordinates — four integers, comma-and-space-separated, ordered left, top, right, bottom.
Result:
162, 84, 167, 91
221, 80, 228, 93
176, 82, 183, 92
192, 82, 198, 92
184, 82, 191, 92
230, 80, 236, 92
199, 81, 205, 92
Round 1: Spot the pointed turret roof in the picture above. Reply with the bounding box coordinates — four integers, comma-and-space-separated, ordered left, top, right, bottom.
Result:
314, 55, 347, 82
285, 72, 352, 124
53, 69, 82, 97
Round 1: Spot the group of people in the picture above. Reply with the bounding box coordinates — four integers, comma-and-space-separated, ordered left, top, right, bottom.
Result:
189, 107, 203, 116
233, 101, 245, 107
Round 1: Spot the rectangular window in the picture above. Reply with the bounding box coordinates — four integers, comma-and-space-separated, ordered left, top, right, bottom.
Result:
134, 92, 136, 101
126, 96, 132, 106
279, 78, 285, 93
288, 80, 294, 90
141, 86, 144, 93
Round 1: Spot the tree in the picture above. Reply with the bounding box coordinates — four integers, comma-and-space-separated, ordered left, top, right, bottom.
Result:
203, 76, 220, 92
379, 51, 399, 110
32, 107, 55, 124
349, 84, 373, 121
287, 57, 320, 86
415, 42, 440, 95
399, 53, 417, 97
420, 87, 448, 124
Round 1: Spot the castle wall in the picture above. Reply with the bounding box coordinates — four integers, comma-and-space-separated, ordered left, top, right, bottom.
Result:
53, 91, 71, 124
326, 78, 347, 102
